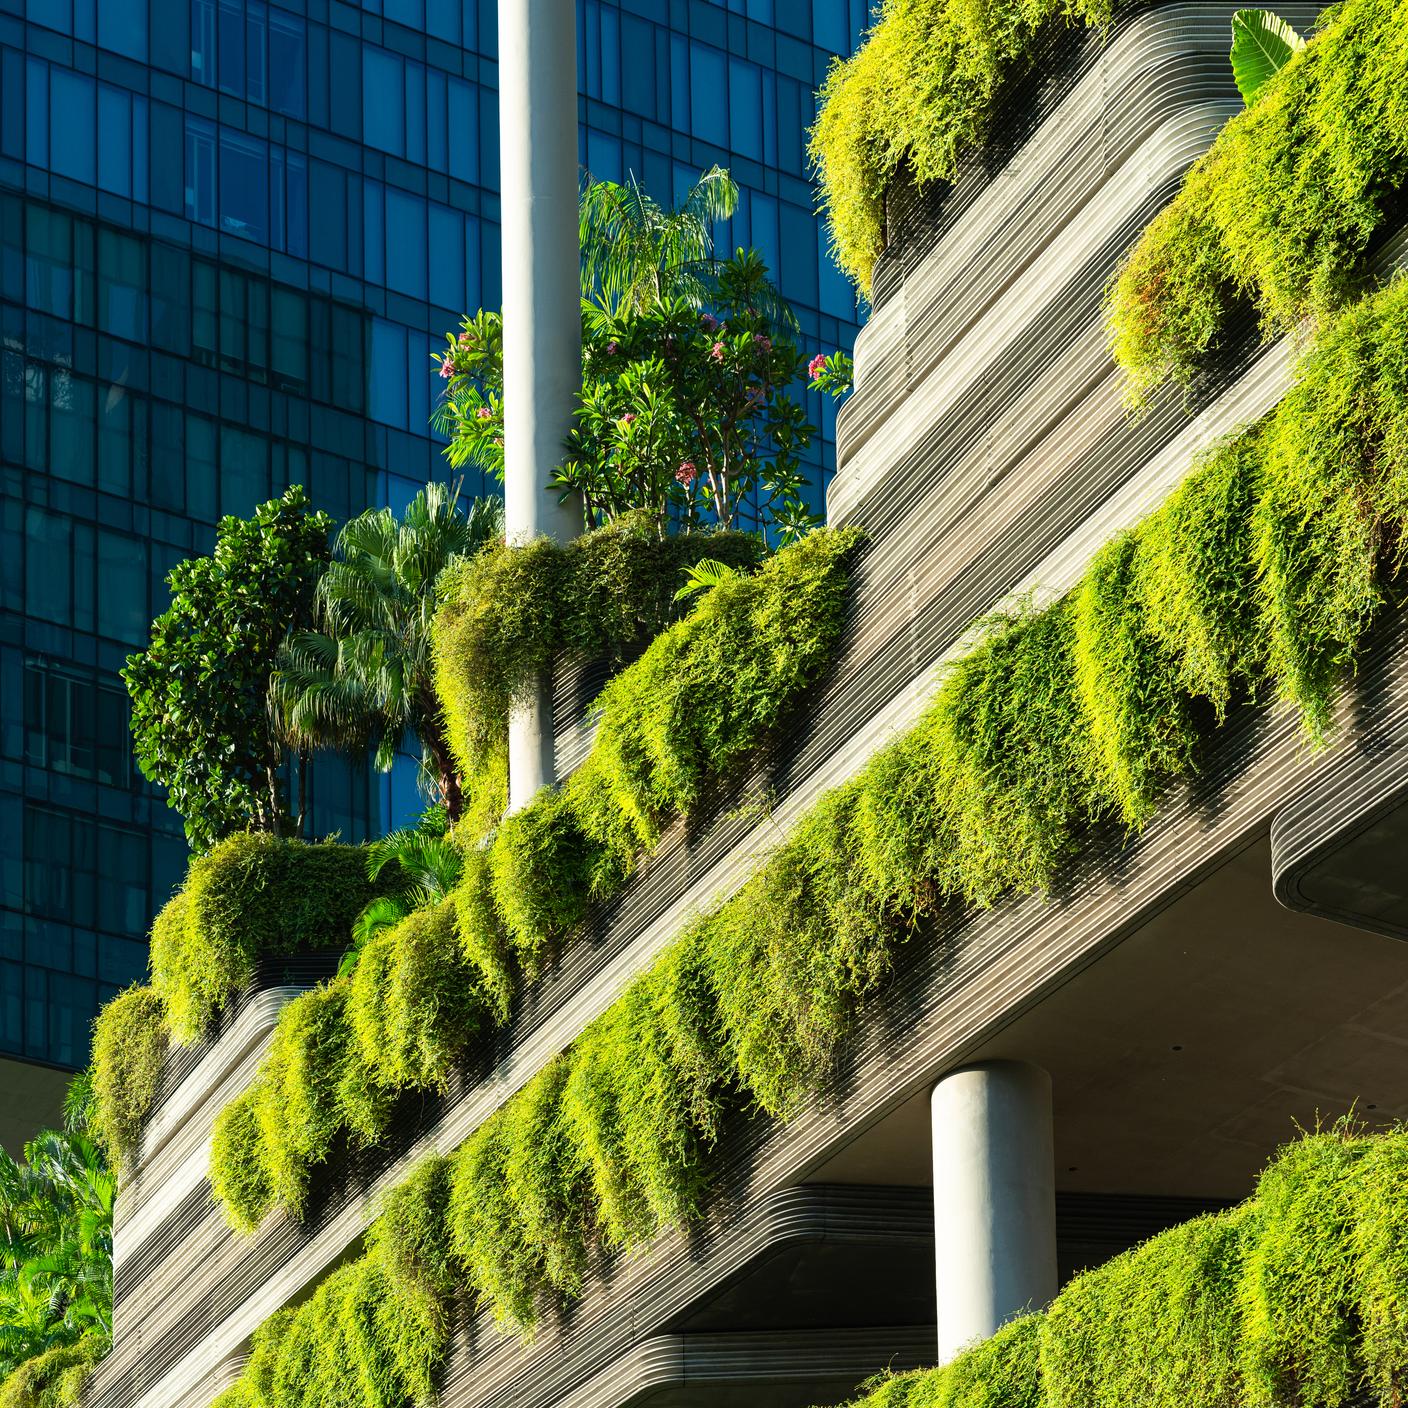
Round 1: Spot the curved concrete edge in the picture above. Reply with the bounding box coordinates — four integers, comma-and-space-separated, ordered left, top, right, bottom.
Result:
1270, 733, 1408, 940
553, 1327, 934, 1408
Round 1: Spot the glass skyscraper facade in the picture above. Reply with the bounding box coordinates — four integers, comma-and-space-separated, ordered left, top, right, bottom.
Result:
0, 0, 865, 1093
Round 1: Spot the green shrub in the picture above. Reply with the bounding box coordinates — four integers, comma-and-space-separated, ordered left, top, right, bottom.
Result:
1135, 432, 1265, 716
810, 0, 1112, 295
449, 846, 514, 1023
346, 898, 485, 1090
487, 790, 600, 969
854, 1314, 1043, 1408
1252, 276, 1408, 734
925, 600, 1103, 903
1108, 0, 1408, 394
1072, 534, 1198, 827
431, 515, 765, 800
89, 985, 167, 1169
369, 1154, 458, 1303
151, 834, 375, 1042
209, 1087, 275, 1235
571, 527, 863, 865
0, 1335, 103, 1408
445, 1057, 593, 1332
1042, 1209, 1249, 1408
703, 784, 894, 1117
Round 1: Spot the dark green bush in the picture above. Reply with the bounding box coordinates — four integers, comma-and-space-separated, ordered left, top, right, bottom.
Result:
89, 985, 167, 1170
150, 834, 375, 1042
1108, 0, 1408, 395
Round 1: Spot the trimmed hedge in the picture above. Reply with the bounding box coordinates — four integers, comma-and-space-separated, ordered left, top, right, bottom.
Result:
837, 1127, 1408, 1408
809, 0, 1111, 296
88, 986, 167, 1171
207, 529, 862, 1231
150, 834, 376, 1042
432, 512, 765, 830
1107, 0, 1408, 397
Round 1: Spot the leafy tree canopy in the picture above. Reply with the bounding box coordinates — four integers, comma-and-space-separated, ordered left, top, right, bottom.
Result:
123, 486, 332, 852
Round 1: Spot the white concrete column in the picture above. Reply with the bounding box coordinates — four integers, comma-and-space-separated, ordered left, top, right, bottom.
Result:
499, 0, 581, 811
931, 1061, 1057, 1363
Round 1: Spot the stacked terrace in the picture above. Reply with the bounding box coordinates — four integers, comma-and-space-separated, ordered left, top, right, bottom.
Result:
43, 0, 1408, 1406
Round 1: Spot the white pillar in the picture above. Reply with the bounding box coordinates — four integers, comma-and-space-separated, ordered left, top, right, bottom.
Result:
499, 0, 581, 811
931, 1061, 1057, 1363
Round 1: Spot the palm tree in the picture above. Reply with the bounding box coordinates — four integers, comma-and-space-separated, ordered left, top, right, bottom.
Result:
270, 482, 502, 823
0, 1125, 114, 1381
579, 165, 741, 316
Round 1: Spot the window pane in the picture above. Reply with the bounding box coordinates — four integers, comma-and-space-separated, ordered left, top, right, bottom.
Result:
97, 530, 148, 644
49, 69, 96, 187
185, 116, 217, 226
363, 48, 405, 156
269, 9, 306, 118
98, 0, 149, 60
219, 129, 268, 242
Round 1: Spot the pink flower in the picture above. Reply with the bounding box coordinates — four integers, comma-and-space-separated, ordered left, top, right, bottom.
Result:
606, 340, 619, 354
700, 313, 717, 331
439, 353, 455, 379
458, 332, 471, 345
476, 406, 493, 420
675, 461, 697, 485
753, 334, 771, 353
808, 353, 828, 381
493, 436, 504, 447
619, 412, 636, 426
710, 341, 725, 362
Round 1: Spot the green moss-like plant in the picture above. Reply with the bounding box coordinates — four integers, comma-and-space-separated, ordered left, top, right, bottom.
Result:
1108, 0, 1408, 395
206, 528, 862, 1233
0, 1335, 104, 1408
432, 514, 765, 801
89, 985, 168, 1169
347, 898, 485, 1090
809, 0, 1113, 295
150, 834, 375, 1042
368, 1154, 458, 1303
209, 1086, 275, 1235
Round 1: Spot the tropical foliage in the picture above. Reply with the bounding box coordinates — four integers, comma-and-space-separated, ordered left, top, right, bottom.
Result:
344, 806, 464, 976
0, 1103, 113, 1404
438, 251, 849, 537
1230, 9, 1306, 104
270, 483, 502, 821
578, 164, 741, 316
123, 487, 332, 852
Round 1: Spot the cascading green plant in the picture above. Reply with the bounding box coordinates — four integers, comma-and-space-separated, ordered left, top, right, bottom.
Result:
207, 527, 864, 1232
809, 0, 1113, 296
1107, 0, 1408, 399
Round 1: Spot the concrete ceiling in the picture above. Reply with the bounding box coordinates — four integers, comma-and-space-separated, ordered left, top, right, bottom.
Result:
807, 833, 1408, 1199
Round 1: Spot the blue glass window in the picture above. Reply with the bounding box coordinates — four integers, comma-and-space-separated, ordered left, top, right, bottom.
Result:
268, 10, 307, 119
184, 116, 217, 226
97, 0, 149, 61
363, 47, 406, 157
49, 69, 96, 188
384, 188, 426, 299
690, 43, 727, 147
